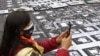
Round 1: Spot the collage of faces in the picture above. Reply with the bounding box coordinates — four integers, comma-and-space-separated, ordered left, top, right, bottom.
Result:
0, 0, 100, 56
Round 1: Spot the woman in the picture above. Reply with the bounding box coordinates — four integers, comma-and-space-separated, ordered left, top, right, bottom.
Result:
0, 10, 72, 56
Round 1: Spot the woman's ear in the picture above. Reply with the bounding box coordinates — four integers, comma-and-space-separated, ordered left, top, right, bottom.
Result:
16, 29, 23, 35
20, 31, 24, 35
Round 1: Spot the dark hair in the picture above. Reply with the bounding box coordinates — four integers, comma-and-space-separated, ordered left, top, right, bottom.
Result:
0, 11, 31, 56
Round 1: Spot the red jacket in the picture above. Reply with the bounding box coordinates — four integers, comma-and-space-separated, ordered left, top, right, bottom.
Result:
37, 37, 69, 56
11, 36, 69, 56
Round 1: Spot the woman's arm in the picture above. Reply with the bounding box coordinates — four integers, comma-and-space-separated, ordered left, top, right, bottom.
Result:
37, 37, 59, 53
36, 31, 71, 56
56, 48, 69, 56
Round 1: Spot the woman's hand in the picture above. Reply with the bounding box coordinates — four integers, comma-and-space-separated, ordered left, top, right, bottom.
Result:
56, 30, 69, 44
61, 34, 72, 50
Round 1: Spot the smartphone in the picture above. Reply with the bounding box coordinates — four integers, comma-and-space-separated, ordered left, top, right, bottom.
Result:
66, 22, 71, 37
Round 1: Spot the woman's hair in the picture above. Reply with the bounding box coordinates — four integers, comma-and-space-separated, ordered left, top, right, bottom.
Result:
0, 10, 31, 56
